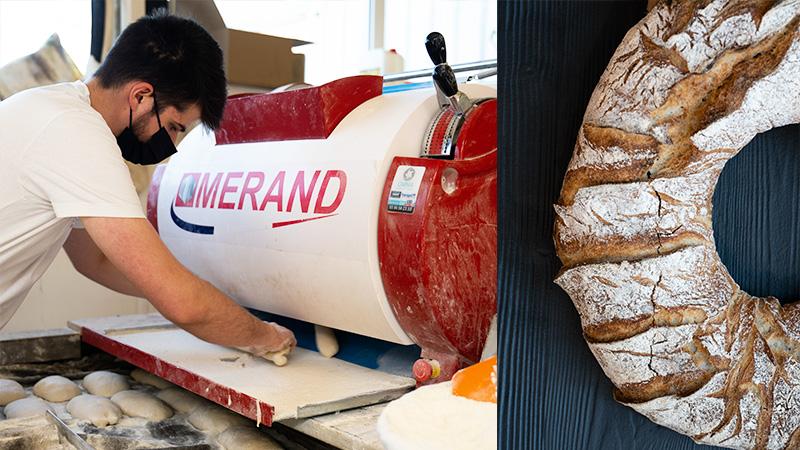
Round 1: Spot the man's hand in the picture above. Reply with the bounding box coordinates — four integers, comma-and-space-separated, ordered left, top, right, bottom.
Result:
263, 322, 297, 352
237, 322, 297, 366
73, 217, 297, 358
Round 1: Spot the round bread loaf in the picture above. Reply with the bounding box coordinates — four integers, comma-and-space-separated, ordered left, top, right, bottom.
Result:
554, 1, 800, 448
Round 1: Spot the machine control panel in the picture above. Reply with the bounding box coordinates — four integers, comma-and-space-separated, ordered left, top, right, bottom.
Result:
422, 32, 490, 159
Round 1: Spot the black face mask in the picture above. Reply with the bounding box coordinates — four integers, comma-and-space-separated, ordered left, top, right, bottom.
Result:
116, 96, 177, 165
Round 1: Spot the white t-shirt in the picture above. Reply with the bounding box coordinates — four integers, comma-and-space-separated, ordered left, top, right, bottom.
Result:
0, 81, 144, 328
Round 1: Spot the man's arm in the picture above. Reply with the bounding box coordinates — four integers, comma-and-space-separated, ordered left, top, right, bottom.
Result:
71, 217, 295, 353
64, 227, 143, 297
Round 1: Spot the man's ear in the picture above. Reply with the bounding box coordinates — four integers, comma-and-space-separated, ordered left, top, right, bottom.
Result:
127, 81, 154, 110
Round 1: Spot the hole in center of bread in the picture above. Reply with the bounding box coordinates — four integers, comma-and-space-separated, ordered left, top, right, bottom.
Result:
712, 123, 800, 303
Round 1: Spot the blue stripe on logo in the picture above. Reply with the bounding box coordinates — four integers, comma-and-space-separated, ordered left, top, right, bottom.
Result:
170, 204, 215, 235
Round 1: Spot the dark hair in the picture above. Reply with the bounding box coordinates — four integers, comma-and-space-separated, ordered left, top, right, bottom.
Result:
94, 11, 227, 129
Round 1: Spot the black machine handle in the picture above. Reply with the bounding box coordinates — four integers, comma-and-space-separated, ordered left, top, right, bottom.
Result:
427, 32, 458, 97
425, 32, 447, 66
433, 65, 459, 97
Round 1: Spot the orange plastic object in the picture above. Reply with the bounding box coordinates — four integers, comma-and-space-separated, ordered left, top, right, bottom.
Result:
451, 355, 497, 403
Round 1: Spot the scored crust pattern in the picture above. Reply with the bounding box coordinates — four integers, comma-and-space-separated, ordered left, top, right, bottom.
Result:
553, 1, 800, 448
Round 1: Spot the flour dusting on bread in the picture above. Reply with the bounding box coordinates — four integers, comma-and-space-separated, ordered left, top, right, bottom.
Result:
555, 1, 800, 448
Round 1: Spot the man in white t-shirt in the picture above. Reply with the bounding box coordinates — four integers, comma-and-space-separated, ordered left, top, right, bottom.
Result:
0, 13, 296, 362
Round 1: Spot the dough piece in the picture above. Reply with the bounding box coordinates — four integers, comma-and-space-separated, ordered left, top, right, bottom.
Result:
83, 371, 129, 397
5, 397, 53, 418
262, 350, 289, 366
239, 347, 289, 366
156, 387, 206, 413
110, 390, 172, 421
188, 404, 250, 434
314, 324, 339, 358
217, 426, 283, 449
235, 344, 290, 367
0, 379, 26, 406
33, 375, 80, 402
377, 381, 496, 450
67, 394, 122, 427
130, 368, 174, 389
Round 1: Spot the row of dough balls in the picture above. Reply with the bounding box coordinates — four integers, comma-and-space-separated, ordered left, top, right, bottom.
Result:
0, 370, 172, 424
0, 370, 281, 449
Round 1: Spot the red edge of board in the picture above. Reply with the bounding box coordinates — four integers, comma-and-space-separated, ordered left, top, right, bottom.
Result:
80, 327, 275, 427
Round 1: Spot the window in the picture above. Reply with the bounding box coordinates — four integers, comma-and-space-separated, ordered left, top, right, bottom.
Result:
384, 0, 496, 71
216, 0, 495, 85
216, 0, 371, 85
0, 1, 496, 84
0, 0, 92, 72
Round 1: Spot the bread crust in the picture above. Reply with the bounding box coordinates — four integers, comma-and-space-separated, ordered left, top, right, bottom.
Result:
554, 1, 800, 448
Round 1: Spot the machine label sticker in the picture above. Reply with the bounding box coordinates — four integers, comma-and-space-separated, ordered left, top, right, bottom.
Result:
387, 166, 426, 213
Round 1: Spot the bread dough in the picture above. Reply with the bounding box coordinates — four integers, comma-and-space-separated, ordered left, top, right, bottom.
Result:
314, 324, 338, 358
67, 394, 121, 427
33, 375, 80, 402
110, 390, 172, 421
264, 350, 289, 366
188, 404, 250, 434
130, 368, 174, 389
4, 397, 53, 419
156, 387, 206, 413
217, 426, 283, 449
0, 379, 26, 406
235, 345, 289, 366
83, 371, 129, 397
377, 381, 496, 450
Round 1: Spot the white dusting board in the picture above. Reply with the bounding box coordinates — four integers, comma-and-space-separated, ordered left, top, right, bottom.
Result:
72, 314, 415, 425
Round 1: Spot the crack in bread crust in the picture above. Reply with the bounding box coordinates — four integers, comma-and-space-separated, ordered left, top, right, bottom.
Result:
554, 1, 800, 448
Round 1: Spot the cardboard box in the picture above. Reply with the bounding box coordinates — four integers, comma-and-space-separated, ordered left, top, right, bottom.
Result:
227, 30, 307, 89
175, 0, 309, 89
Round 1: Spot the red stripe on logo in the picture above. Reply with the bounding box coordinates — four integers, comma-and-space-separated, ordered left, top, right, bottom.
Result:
272, 214, 338, 228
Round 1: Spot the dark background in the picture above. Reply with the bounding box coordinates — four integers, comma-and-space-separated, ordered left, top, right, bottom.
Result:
498, 1, 800, 449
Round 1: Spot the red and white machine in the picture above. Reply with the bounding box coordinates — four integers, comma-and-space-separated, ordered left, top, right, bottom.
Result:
146, 39, 496, 384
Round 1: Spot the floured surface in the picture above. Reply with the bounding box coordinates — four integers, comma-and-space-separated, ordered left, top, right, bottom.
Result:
0, 414, 74, 449
69, 314, 174, 335
81, 324, 414, 422
283, 403, 386, 450
377, 381, 496, 450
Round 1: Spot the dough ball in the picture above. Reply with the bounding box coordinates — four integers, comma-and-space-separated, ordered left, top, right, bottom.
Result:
0, 379, 26, 406
110, 390, 172, 421
5, 397, 53, 418
67, 394, 121, 427
314, 324, 339, 358
188, 404, 250, 434
83, 371, 129, 397
218, 426, 283, 449
156, 387, 206, 413
33, 375, 80, 402
130, 368, 173, 389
